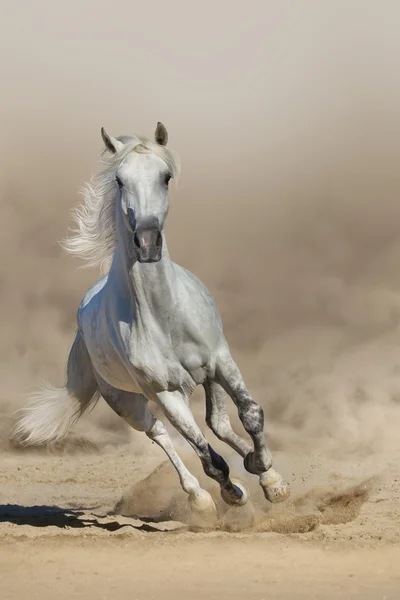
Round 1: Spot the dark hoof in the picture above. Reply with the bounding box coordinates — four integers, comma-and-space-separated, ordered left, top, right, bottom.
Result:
243, 451, 259, 475
221, 479, 248, 507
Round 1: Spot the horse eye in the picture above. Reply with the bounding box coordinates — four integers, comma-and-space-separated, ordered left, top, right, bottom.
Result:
164, 173, 171, 186
115, 175, 123, 188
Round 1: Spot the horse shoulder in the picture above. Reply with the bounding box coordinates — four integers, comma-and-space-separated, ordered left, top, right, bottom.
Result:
174, 264, 222, 325
77, 275, 108, 328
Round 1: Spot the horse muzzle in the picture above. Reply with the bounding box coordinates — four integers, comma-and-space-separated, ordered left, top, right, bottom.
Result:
133, 228, 163, 263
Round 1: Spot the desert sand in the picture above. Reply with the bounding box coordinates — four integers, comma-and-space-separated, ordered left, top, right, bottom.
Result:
1, 402, 400, 599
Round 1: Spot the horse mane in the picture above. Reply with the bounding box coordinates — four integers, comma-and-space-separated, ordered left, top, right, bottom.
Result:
61, 137, 180, 274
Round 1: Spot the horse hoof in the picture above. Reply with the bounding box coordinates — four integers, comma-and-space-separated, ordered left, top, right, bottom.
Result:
221, 479, 248, 507
260, 469, 291, 504
188, 489, 218, 529
188, 489, 217, 515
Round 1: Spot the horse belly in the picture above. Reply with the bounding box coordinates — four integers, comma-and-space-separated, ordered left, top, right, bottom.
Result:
94, 348, 141, 392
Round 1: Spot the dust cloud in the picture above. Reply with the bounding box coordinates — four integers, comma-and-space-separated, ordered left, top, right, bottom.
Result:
1, 1, 400, 480
116, 455, 375, 534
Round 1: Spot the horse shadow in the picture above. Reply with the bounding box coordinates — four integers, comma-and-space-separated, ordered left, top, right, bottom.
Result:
0, 504, 176, 533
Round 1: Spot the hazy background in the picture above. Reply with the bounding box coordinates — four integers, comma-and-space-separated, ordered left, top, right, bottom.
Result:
1, 0, 400, 454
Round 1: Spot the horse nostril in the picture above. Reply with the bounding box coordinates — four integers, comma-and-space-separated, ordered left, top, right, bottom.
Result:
156, 231, 162, 246
133, 232, 140, 248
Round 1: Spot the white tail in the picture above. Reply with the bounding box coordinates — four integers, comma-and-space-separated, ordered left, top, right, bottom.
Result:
11, 331, 100, 446
11, 383, 98, 446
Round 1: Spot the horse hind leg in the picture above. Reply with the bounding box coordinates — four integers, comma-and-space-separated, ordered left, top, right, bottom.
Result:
11, 331, 100, 446
96, 379, 217, 517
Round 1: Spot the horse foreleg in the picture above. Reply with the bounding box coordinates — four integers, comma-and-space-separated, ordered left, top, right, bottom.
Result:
216, 352, 290, 504
146, 419, 216, 514
204, 380, 252, 457
97, 379, 216, 515
154, 390, 248, 507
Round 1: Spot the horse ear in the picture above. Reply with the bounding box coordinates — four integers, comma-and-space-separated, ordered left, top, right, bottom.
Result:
155, 122, 168, 146
101, 127, 124, 154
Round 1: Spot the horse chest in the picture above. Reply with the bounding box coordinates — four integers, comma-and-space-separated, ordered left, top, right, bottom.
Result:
118, 321, 198, 392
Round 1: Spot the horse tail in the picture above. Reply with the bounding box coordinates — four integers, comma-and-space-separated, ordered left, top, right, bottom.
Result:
11, 331, 100, 446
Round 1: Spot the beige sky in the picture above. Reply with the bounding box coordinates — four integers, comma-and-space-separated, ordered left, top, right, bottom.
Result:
2, 1, 399, 183
2, 1, 400, 430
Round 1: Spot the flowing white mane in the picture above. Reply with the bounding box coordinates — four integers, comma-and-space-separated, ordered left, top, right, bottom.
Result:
61, 137, 180, 274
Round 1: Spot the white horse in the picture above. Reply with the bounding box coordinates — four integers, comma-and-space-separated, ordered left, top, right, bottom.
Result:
12, 123, 290, 514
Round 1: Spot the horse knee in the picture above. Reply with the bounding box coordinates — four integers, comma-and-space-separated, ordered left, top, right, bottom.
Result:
239, 399, 264, 435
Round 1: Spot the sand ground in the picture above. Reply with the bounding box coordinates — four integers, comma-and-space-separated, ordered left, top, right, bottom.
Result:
1, 419, 399, 600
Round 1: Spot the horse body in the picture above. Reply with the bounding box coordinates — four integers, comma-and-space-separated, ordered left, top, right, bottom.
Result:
79, 244, 225, 395
12, 123, 290, 513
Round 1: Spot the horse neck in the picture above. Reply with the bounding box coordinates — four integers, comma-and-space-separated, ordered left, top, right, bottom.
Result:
111, 208, 177, 315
